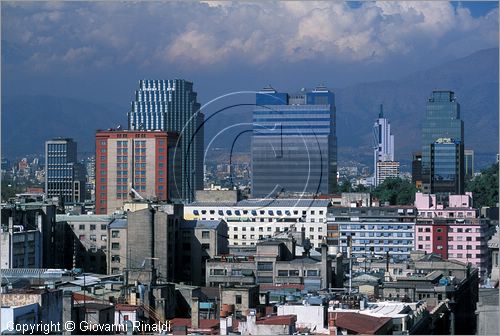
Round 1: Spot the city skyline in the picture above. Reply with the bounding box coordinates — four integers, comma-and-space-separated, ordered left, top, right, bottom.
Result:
2, 2, 499, 167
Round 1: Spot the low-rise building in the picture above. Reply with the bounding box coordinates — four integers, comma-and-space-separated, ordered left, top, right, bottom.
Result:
184, 199, 331, 250
177, 219, 229, 286
206, 233, 337, 290
415, 192, 492, 277
107, 218, 127, 275
238, 312, 297, 335
327, 206, 416, 260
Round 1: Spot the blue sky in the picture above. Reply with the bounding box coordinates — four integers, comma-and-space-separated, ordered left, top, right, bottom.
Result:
2, 1, 498, 105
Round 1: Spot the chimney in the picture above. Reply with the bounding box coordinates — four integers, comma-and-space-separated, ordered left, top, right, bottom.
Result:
191, 297, 199, 329
328, 312, 337, 336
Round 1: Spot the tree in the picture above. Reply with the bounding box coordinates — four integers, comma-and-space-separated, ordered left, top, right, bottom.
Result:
466, 163, 499, 209
372, 177, 416, 205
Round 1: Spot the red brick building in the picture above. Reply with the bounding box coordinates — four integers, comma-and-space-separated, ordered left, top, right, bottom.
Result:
95, 130, 180, 214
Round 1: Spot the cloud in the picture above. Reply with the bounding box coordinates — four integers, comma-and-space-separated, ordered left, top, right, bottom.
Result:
1, 1, 498, 71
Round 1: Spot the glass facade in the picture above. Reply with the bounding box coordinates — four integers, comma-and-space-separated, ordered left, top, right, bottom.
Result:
127, 79, 204, 202
421, 91, 464, 194
45, 138, 85, 203
430, 138, 464, 194
251, 86, 337, 198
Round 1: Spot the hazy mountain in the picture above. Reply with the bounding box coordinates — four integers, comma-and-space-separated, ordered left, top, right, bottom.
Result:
2, 48, 498, 170
1, 95, 121, 157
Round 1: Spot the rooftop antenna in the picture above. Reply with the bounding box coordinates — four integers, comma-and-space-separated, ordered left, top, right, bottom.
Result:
379, 104, 384, 118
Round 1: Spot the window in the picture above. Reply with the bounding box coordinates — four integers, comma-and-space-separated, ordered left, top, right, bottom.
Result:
202, 231, 210, 239
111, 230, 120, 238
79, 224, 85, 230
101, 235, 107, 241
202, 243, 210, 250
278, 270, 288, 276
101, 224, 107, 230
90, 225, 96, 231
235, 295, 242, 304
257, 262, 273, 271
111, 243, 120, 250
111, 255, 120, 263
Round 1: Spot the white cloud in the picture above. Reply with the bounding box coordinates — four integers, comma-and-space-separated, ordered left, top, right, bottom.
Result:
2, 1, 497, 70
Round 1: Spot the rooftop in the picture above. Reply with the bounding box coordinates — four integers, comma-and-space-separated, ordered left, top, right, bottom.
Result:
181, 219, 223, 229
255, 314, 297, 325
188, 199, 330, 208
333, 312, 392, 334
109, 218, 127, 229
56, 214, 116, 222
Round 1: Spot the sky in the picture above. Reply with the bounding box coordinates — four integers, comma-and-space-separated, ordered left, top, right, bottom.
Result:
2, 1, 498, 107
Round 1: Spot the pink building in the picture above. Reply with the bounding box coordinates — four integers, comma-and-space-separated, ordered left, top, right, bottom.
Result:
414, 192, 490, 278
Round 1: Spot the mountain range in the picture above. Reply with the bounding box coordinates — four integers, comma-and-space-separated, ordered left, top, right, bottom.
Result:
2, 48, 498, 169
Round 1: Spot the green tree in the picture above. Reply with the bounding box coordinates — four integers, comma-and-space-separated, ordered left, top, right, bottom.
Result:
372, 177, 416, 205
466, 163, 499, 209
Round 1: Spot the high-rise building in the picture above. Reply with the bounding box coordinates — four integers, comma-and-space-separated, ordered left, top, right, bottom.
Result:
376, 161, 400, 185
421, 90, 464, 194
430, 138, 464, 195
464, 149, 474, 178
127, 79, 204, 202
45, 138, 85, 203
95, 130, 181, 215
373, 105, 395, 186
252, 86, 337, 198
412, 152, 423, 189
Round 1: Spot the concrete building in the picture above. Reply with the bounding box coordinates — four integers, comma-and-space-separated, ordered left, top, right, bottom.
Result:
220, 285, 260, 317
1, 303, 39, 334
376, 161, 400, 185
1, 288, 63, 331
107, 218, 128, 275
1, 202, 72, 269
206, 234, 336, 290
238, 312, 297, 335
45, 138, 86, 204
95, 130, 180, 215
327, 206, 416, 260
277, 302, 328, 334
178, 219, 229, 286
184, 199, 331, 250
57, 213, 117, 274
414, 192, 491, 277
1, 219, 41, 269
381, 265, 479, 335
476, 288, 499, 335
126, 203, 182, 283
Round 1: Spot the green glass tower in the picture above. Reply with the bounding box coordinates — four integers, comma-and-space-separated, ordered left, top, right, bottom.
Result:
421, 90, 464, 194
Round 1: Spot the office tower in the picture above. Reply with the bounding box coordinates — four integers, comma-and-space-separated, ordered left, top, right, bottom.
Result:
127, 79, 204, 202
45, 138, 85, 203
421, 90, 464, 194
464, 149, 474, 178
376, 161, 400, 185
373, 104, 396, 186
430, 138, 464, 195
412, 152, 423, 189
252, 85, 337, 198
95, 130, 181, 215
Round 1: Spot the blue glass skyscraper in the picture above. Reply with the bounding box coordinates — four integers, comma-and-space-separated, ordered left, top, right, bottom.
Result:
252, 86, 337, 198
127, 79, 204, 202
430, 138, 464, 194
421, 90, 464, 194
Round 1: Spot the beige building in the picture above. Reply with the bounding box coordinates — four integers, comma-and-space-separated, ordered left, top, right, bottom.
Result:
107, 218, 128, 275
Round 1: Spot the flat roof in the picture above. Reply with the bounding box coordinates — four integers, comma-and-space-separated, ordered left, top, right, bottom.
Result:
181, 219, 223, 229
188, 199, 330, 208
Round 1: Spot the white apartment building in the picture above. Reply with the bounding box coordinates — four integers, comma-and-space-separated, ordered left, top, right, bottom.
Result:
184, 199, 331, 249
